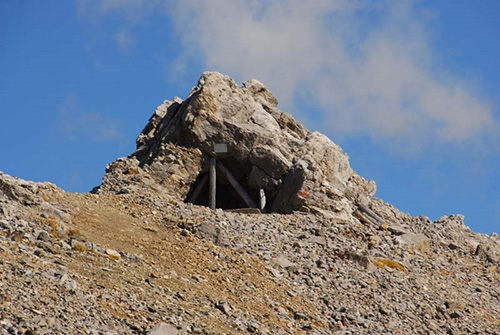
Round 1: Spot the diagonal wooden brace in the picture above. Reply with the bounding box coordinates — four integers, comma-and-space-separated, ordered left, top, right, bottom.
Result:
217, 161, 257, 208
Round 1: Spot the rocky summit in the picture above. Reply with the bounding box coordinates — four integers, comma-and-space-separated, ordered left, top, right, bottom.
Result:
1, 72, 499, 335
94, 72, 377, 216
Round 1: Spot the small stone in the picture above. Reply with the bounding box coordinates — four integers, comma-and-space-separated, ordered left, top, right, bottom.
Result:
428, 321, 439, 330
36, 241, 56, 254
106, 249, 121, 260
277, 307, 289, 316
195, 222, 229, 247
294, 312, 308, 320
215, 301, 231, 315
247, 321, 260, 333
143, 226, 158, 233
130, 324, 143, 332
395, 233, 431, 253
379, 306, 390, 315
269, 267, 282, 278
58, 273, 68, 285
346, 313, 356, 321
346, 250, 373, 270
71, 239, 87, 251
310, 236, 326, 246
148, 322, 178, 335
387, 224, 408, 235
368, 235, 382, 247
273, 256, 297, 271
37, 231, 50, 241
476, 243, 499, 264
331, 321, 343, 331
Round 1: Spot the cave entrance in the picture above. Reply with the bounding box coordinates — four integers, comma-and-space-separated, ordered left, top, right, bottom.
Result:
185, 156, 272, 212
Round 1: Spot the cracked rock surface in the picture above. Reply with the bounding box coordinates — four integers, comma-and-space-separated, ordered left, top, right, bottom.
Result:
94, 72, 374, 214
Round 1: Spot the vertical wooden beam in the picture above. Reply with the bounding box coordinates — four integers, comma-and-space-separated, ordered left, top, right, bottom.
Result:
209, 157, 217, 209
259, 189, 266, 213
217, 161, 257, 208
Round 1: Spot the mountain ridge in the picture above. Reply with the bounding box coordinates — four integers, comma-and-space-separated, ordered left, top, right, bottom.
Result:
0, 72, 499, 334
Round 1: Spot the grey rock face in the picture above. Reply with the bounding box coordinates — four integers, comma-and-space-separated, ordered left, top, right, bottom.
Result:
476, 243, 499, 265
95, 72, 375, 213
395, 232, 431, 253
148, 322, 178, 335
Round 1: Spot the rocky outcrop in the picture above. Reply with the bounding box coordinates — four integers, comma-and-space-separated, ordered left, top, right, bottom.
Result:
94, 72, 375, 214
0, 171, 69, 224
1, 71, 499, 334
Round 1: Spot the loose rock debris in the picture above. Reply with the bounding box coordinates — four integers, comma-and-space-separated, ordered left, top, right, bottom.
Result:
1, 72, 499, 334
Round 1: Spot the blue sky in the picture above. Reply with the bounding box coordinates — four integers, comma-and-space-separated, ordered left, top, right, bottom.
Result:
1, 0, 499, 234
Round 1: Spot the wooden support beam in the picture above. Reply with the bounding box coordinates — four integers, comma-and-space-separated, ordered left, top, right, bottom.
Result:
217, 161, 257, 209
226, 208, 261, 214
356, 204, 385, 226
259, 189, 266, 213
209, 158, 217, 209
187, 173, 209, 204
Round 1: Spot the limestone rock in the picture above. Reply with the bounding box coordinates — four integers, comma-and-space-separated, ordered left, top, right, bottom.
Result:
105, 249, 121, 260
476, 243, 499, 265
195, 221, 229, 247
273, 256, 297, 271
395, 232, 431, 253
242, 79, 278, 107
94, 72, 375, 213
148, 322, 178, 335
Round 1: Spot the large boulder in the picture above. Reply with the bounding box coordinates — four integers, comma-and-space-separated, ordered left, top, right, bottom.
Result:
94, 72, 375, 213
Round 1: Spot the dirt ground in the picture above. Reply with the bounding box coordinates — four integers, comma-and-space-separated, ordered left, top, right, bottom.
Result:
43, 190, 320, 334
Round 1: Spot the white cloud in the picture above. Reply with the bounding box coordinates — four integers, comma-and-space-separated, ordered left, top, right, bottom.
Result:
77, 0, 498, 150
116, 29, 134, 50
166, 0, 497, 148
58, 94, 122, 142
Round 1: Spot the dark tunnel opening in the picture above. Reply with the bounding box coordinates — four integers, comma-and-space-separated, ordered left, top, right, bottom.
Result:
184, 156, 277, 212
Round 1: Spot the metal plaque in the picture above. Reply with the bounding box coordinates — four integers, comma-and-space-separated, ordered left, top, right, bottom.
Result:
213, 143, 228, 154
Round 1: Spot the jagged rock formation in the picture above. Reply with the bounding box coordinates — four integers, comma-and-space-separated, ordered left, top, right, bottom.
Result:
95, 72, 375, 215
1, 73, 499, 335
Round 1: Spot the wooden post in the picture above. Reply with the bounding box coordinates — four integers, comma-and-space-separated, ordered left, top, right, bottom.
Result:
217, 161, 257, 208
357, 204, 384, 225
209, 158, 217, 209
259, 189, 266, 212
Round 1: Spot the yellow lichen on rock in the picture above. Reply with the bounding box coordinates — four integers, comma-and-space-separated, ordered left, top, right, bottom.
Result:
42, 215, 59, 238
373, 258, 408, 273
72, 243, 88, 252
